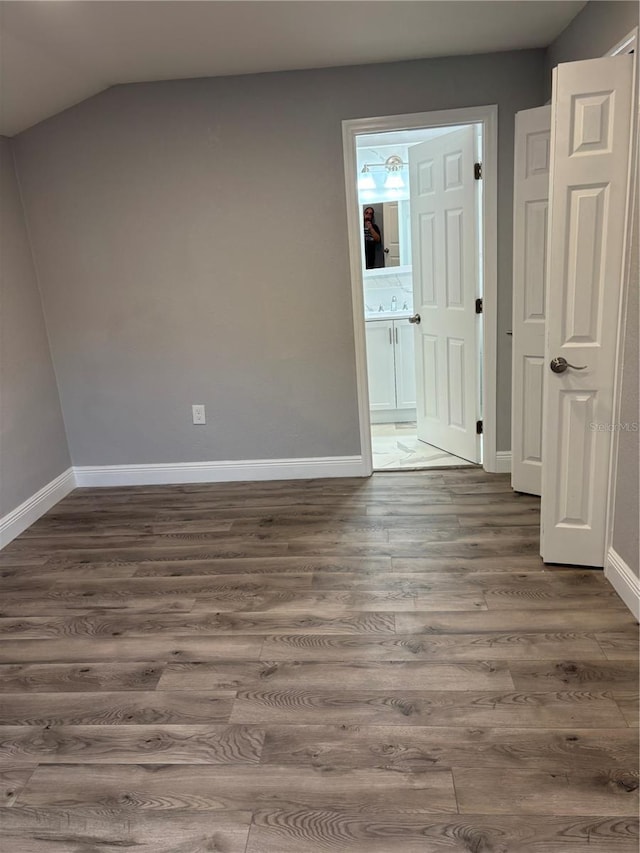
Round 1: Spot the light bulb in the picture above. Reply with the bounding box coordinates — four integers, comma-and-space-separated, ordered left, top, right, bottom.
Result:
358, 168, 376, 190
384, 172, 405, 189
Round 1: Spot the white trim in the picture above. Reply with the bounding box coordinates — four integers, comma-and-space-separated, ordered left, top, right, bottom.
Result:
342, 105, 499, 474
494, 451, 512, 474
343, 123, 374, 478
74, 455, 366, 487
479, 107, 499, 473
607, 27, 638, 57
605, 547, 640, 621
0, 468, 76, 549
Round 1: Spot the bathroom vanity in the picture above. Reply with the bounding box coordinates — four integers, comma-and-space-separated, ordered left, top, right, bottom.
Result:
365, 312, 416, 423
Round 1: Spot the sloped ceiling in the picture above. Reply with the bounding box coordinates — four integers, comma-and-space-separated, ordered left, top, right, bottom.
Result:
0, 0, 586, 136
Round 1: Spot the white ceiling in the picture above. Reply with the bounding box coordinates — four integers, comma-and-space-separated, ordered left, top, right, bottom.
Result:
0, 0, 586, 137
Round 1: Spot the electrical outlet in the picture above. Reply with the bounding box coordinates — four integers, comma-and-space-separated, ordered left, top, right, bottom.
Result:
192, 404, 206, 425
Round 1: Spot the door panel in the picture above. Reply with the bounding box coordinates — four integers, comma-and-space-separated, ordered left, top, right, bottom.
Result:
522, 356, 545, 468
409, 126, 480, 463
557, 390, 596, 525
447, 337, 465, 428
417, 213, 437, 303
420, 334, 439, 419
541, 55, 633, 566
395, 320, 416, 409
511, 106, 551, 495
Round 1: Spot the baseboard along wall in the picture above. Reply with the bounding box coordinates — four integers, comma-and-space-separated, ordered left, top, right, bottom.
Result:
605, 546, 640, 621
0, 457, 365, 549
0, 468, 76, 549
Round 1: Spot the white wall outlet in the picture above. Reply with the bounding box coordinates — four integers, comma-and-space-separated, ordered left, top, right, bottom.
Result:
192, 404, 206, 425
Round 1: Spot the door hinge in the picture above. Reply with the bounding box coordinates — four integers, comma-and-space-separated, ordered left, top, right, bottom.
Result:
475, 298, 483, 314
476, 420, 483, 435
474, 162, 482, 180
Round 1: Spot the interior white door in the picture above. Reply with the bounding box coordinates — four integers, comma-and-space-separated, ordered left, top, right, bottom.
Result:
511, 106, 551, 495
541, 54, 634, 566
409, 126, 480, 462
382, 202, 400, 266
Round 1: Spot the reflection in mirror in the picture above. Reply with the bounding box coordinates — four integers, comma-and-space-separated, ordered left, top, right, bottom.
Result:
362, 204, 382, 269
361, 201, 411, 273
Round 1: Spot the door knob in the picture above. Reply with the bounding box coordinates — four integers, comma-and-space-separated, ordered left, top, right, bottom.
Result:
550, 356, 587, 374
408, 314, 421, 325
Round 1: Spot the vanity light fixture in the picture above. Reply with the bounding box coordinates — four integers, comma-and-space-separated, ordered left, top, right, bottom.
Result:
359, 154, 407, 190
383, 154, 405, 189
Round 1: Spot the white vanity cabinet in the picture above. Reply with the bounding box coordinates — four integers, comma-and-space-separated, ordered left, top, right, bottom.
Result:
365, 320, 397, 410
365, 318, 416, 421
393, 320, 416, 409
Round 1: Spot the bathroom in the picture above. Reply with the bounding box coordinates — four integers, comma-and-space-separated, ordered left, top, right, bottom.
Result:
357, 127, 479, 470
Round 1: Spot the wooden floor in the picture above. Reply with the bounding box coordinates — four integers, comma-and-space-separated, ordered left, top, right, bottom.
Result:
0, 470, 637, 852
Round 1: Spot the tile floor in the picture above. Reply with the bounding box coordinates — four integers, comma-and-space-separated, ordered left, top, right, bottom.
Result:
371, 422, 476, 470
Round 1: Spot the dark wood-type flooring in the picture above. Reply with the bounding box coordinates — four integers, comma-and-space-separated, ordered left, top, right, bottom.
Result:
0, 470, 637, 852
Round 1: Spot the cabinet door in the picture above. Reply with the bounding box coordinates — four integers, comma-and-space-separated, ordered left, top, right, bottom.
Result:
365, 321, 396, 410
394, 320, 416, 409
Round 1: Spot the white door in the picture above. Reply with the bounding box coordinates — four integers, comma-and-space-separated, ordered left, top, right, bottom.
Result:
365, 320, 396, 410
382, 202, 401, 266
409, 126, 481, 462
541, 55, 634, 566
511, 106, 551, 495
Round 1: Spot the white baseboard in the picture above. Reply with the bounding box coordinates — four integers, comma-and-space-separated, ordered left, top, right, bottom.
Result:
0, 468, 76, 549
74, 455, 367, 487
492, 451, 512, 474
605, 547, 640, 621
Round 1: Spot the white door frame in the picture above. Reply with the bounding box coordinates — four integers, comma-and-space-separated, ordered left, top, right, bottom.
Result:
607, 27, 638, 58
604, 28, 638, 596
342, 105, 499, 474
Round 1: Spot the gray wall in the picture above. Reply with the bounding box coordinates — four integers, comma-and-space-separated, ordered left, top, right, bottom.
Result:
546, 1, 638, 81
0, 137, 70, 517
13, 50, 547, 466
548, 0, 639, 574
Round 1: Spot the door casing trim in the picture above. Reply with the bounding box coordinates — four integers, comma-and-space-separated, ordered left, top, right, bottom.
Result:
342, 105, 499, 473
604, 29, 638, 578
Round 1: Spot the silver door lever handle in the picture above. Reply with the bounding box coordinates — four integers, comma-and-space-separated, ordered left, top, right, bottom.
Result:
550, 356, 587, 374
408, 314, 421, 325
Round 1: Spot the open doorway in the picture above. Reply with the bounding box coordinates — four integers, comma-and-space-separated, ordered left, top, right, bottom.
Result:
343, 107, 499, 474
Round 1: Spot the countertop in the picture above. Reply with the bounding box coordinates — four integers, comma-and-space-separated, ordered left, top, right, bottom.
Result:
365, 310, 413, 322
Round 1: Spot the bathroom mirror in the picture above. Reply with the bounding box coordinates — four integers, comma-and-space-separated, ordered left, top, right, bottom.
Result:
361, 200, 411, 273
